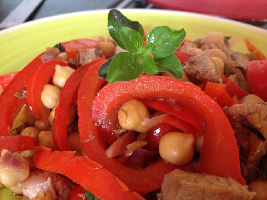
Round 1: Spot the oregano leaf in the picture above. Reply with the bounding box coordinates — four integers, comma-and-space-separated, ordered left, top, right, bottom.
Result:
107, 52, 142, 83
147, 26, 186, 58
142, 56, 159, 74
154, 53, 183, 79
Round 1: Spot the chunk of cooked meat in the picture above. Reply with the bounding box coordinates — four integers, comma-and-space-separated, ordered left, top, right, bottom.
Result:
223, 103, 267, 182
75, 47, 104, 67
159, 169, 255, 200
182, 53, 222, 84
22, 170, 74, 200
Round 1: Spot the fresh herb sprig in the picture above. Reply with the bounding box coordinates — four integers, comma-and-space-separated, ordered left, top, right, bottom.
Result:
98, 9, 186, 83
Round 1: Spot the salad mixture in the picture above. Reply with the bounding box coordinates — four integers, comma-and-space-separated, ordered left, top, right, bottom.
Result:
0, 9, 267, 200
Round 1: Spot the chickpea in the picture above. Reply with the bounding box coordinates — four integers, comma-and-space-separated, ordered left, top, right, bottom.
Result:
48, 103, 76, 125
99, 41, 116, 58
20, 106, 35, 125
211, 56, 224, 74
68, 132, 82, 152
41, 84, 61, 109
10, 183, 23, 194
20, 150, 34, 159
118, 99, 150, 133
53, 65, 75, 89
200, 32, 225, 46
34, 119, 51, 131
92, 36, 105, 42
161, 71, 190, 82
205, 49, 227, 62
0, 150, 30, 187
186, 48, 203, 55
195, 135, 204, 153
107, 35, 116, 45
20, 127, 39, 140
159, 132, 194, 165
0, 181, 4, 189
239, 94, 264, 104
248, 180, 267, 200
38, 131, 56, 150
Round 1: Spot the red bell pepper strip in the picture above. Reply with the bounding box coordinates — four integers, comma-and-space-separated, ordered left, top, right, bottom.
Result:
78, 65, 196, 195
92, 75, 245, 185
53, 58, 107, 151
221, 74, 249, 99
33, 147, 144, 200
0, 135, 37, 152
174, 51, 193, 65
62, 39, 99, 60
0, 71, 19, 90
161, 116, 201, 137
142, 99, 202, 130
69, 185, 86, 200
26, 59, 68, 124
244, 39, 266, 60
0, 53, 44, 136
204, 81, 235, 107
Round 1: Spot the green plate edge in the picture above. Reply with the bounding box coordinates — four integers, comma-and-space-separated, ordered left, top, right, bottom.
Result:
0, 9, 267, 76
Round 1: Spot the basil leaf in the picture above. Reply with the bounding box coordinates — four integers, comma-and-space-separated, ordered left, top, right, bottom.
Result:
98, 59, 112, 79
155, 53, 183, 79
142, 56, 158, 74
84, 189, 100, 200
107, 52, 142, 83
133, 53, 142, 63
140, 44, 153, 55
120, 27, 143, 54
147, 26, 186, 58
108, 9, 144, 49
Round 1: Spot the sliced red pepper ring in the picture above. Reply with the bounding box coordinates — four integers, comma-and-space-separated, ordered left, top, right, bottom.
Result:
78, 65, 197, 195
91, 75, 245, 186
53, 58, 107, 151
0, 53, 44, 136
0, 135, 37, 152
0, 71, 19, 90
33, 147, 145, 200
221, 74, 249, 99
161, 116, 201, 137
142, 99, 202, 131
26, 59, 68, 124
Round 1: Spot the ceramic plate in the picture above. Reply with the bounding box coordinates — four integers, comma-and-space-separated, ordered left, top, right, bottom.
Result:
0, 9, 267, 76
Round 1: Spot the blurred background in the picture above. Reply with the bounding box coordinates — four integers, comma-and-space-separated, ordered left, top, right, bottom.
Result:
0, 0, 267, 30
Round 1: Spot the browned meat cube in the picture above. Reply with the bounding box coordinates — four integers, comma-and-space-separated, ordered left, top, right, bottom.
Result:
159, 169, 255, 200
182, 53, 222, 84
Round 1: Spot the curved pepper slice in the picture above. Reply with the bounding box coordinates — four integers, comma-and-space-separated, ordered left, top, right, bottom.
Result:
0, 53, 43, 136
33, 147, 144, 200
53, 58, 107, 151
142, 99, 202, 130
0, 135, 37, 152
0, 71, 19, 90
221, 74, 249, 99
92, 75, 245, 186
26, 59, 68, 124
78, 71, 198, 194
161, 116, 201, 137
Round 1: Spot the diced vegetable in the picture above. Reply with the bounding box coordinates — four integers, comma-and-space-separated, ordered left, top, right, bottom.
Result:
246, 60, 267, 101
